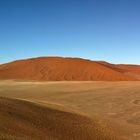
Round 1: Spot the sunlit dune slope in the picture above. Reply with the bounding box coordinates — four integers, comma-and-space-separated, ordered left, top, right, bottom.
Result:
0, 97, 125, 140
0, 57, 138, 81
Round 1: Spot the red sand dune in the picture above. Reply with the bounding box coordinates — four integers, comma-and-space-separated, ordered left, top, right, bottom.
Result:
117, 64, 140, 75
0, 57, 140, 81
116, 64, 140, 79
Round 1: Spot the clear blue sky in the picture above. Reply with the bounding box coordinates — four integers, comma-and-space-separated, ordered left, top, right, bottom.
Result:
0, 0, 140, 64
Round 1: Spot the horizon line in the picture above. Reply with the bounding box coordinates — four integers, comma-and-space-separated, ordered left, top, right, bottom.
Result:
1, 56, 140, 66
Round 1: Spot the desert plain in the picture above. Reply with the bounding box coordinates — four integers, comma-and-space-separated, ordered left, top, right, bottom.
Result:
0, 80, 139, 140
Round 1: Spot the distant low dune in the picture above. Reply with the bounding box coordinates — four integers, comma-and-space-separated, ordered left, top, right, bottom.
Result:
0, 97, 126, 140
0, 57, 140, 81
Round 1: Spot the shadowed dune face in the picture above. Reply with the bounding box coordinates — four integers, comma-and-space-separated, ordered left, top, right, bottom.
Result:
116, 65, 140, 79
0, 97, 124, 140
117, 65, 140, 75
0, 57, 139, 81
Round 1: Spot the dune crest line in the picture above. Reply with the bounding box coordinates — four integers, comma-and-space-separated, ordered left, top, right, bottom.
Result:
0, 57, 140, 81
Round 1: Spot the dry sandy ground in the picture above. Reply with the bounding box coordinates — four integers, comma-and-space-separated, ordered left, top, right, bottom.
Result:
0, 97, 123, 140
0, 80, 140, 140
